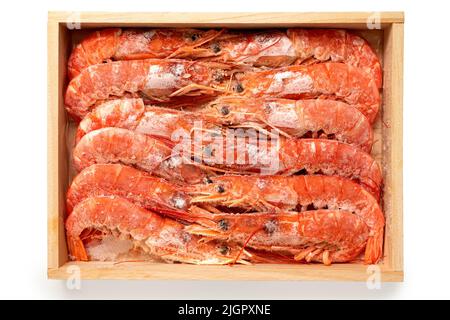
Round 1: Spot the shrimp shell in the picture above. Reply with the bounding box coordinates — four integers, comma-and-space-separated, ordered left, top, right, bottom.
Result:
73, 127, 171, 172
73, 127, 209, 184
65, 59, 232, 120
199, 138, 381, 199
199, 30, 297, 67
68, 29, 381, 89
186, 174, 385, 264
237, 62, 380, 123
67, 28, 222, 79
75, 98, 219, 143
185, 210, 370, 265
200, 96, 373, 152
287, 29, 382, 88
66, 196, 248, 264
66, 163, 191, 214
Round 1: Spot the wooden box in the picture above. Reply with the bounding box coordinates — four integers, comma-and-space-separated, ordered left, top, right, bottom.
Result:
48, 12, 404, 281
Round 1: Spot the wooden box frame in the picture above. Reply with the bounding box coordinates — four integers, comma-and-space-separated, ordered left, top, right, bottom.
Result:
48, 12, 404, 281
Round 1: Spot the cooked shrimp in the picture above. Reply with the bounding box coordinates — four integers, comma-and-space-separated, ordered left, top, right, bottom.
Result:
75, 98, 219, 143
200, 96, 373, 152
65, 59, 233, 120
287, 29, 382, 88
66, 196, 249, 264
199, 138, 382, 199
236, 62, 380, 123
68, 28, 222, 79
185, 210, 370, 265
73, 127, 211, 184
66, 164, 191, 214
70, 29, 381, 88
186, 174, 385, 264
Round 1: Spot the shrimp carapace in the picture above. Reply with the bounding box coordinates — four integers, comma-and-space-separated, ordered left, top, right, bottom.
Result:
186, 174, 385, 264
235, 62, 380, 123
200, 96, 374, 152
66, 163, 191, 214
68, 28, 224, 79
65, 59, 235, 120
185, 209, 370, 265
73, 127, 219, 184
197, 137, 382, 199
68, 28, 382, 88
76, 98, 220, 143
66, 196, 250, 264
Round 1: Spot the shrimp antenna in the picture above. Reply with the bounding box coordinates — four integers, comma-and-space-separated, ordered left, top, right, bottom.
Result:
231, 227, 262, 266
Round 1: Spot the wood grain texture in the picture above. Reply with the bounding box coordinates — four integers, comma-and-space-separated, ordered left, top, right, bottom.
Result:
47, 12, 404, 281
47, 21, 69, 269
47, 20, 61, 269
48, 261, 403, 281
48, 11, 404, 28
382, 23, 404, 272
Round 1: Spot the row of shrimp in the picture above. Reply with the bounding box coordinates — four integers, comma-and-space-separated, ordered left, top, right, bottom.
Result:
64, 27, 384, 266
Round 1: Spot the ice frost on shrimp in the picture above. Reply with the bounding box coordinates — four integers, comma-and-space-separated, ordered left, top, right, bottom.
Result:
65, 59, 232, 120
236, 62, 380, 123
66, 196, 249, 264
186, 175, 385, 264
184, 209, 370, 265
67, 28, 223, 79
200, 97, 373, 152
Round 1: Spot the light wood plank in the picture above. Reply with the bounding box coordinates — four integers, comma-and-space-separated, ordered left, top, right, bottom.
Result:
382, 23, 404, 272
48, 11, 404, 28
47, 19, 60, 269
48, 20, 69, 269
49, 261, 403, 282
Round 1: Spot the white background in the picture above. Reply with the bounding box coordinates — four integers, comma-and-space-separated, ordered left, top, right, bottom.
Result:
0, 0, 448, 299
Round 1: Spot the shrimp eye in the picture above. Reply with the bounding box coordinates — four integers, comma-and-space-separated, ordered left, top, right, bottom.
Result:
190, 33, 200, 41
264, 103, 273, 113
219, 245, 230, 255
170, 192, 188, 210
212, 71, 225, 82
264, 219, 278, 235
218, 219, 229, 231
204, 176, 213, 184
216, 185, 225, 193
220, 105, 230, 116
211, 43, 221, 53
181, 232, 192, 243
235, 83, 244, 93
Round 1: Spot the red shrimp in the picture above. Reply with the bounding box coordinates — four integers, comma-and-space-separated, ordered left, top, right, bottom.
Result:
68, 28, 382, 87
66, 163, 191, 214
75, 98, 219, 143
236, 62, 380, 123
198, 138, 382, 199
186, 174, 385, 264
185, 210, 370, 265
73, 127, 211, 184
287, 29, 382, 88
65, 59, 233, 120
200, 96, 374, 152
66, 196, 249, 264
67, 28, 222, 79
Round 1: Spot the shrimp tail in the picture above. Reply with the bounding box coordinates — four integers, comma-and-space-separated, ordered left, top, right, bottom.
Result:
364, 230, 384, 264
67, 236, 88, 261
